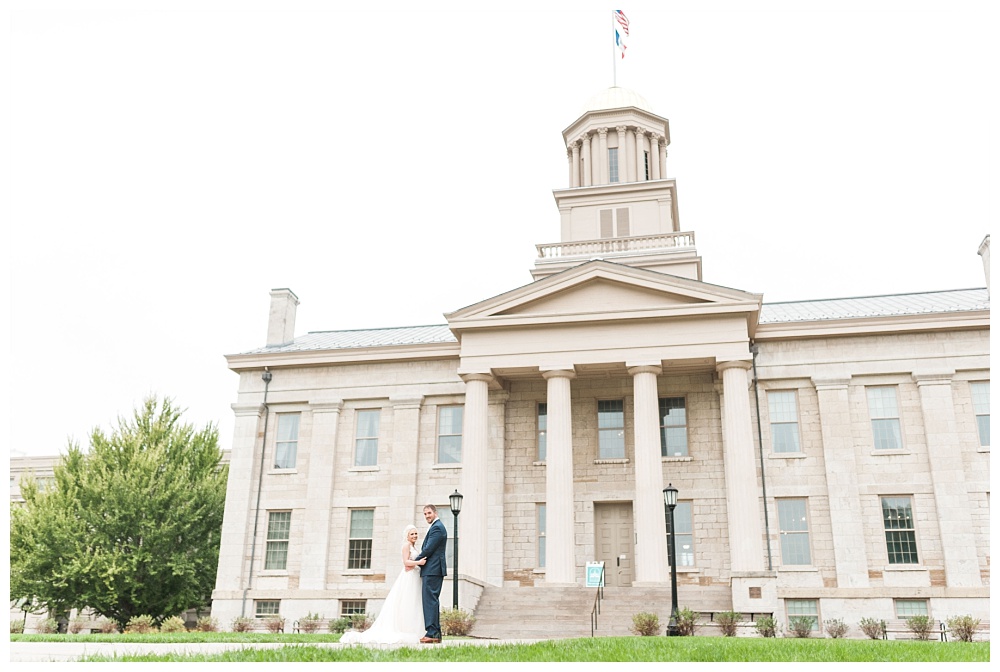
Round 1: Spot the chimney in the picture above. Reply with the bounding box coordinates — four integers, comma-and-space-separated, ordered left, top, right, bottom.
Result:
266, 288, 299, 346
978, 235, 990, 296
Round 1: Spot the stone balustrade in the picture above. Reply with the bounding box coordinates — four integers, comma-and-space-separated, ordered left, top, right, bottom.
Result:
536, 231, 695, 259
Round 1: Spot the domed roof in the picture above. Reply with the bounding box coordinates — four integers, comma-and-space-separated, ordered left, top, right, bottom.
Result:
582, 86, 654, 114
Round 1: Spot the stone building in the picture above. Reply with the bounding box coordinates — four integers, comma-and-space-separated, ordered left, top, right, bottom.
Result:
210, 87, 990, 636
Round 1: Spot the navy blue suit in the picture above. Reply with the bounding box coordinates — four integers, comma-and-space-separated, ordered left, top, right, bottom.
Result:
415, 517, 448, 638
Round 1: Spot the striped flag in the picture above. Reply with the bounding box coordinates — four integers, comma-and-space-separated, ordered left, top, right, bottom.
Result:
615, 10, 629, 59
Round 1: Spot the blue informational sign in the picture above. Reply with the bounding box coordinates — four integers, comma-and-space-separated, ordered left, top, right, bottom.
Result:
585, 561, 605, 588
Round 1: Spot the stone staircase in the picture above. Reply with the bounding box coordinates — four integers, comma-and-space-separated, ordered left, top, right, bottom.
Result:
470, 584, 734, 639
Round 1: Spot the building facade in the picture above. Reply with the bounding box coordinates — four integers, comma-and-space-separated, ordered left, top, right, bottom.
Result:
210, 87, 990, 634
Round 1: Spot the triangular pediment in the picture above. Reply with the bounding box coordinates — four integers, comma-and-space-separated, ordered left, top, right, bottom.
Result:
446, 261, 762, 330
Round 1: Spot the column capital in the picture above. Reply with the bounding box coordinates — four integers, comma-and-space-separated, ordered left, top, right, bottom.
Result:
569, 140, 580, 150
231, 402, 265, 417
389, 394, 424, 409
309, 399, 344, 414
912, 370, 956, 386
812, 376, 851, 391
627, 364, 662, 376
716, 360, 752, 374
578, 133, 590, 144
615, 125, 627, 134
541, 367, 577, 380
633, 126, 645, 136
460, 372, 495, 385
598, 127, 608, 137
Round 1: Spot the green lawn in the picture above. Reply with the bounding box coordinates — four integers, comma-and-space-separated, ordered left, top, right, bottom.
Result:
62, 636, 989, 663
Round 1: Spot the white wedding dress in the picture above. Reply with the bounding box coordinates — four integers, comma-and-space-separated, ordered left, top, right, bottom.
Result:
340, 544, 424, 645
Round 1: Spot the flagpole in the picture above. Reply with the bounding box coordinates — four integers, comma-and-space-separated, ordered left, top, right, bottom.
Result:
612, 11, 617, 87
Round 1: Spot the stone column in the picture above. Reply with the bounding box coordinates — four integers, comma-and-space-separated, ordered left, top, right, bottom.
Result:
459, 373, 492, 581
913, 371, 982, 586
214, 403, 265, 594
659, 140, 668, 179
542, 368, 577, 584
812, 377, 870, 586
487, 391, 509, 586
570, 141, 581, 188
299, 398, 343, 590
590, 133, 600, 186
628, 364, 669, 584
598, 128, 609, 185
717, 361, 764, 572
386, 394, 424, 580
634, 128, 646, 182
581, 134, 592, 187
626, 128, 638, 182
649, 135, 660, 180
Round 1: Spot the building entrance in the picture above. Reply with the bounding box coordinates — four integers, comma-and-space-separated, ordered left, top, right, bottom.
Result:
594, 502, 634, 587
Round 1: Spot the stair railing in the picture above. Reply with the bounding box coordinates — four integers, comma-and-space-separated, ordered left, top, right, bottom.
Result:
590, 565, 605, 637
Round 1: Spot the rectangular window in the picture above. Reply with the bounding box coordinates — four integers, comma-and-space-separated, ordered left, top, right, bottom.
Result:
971, 381, 990, 447
437, 406, 463, 463
867, 386, 903, 450
768, 390, 801, 453
881, 496, 918, 564
598, 399, 625, 459
777, 499, 811, 565
643, 150, 649, 180
785, 599, 819, 631
537, 503, 547, 568
255, 600, 280, 617
659, 397, 688, 457
340, 600, 367, 616
894, 599, 929, 618
666, 501, 694, 567
354, 409, 380, 466
264, 511, 291, 570
274, 413, 300, 469
537, 403, 547, 461
608, 147, 619, 183
348, 509, 375, 570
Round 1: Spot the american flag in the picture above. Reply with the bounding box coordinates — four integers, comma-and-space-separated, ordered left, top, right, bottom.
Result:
615, 10, 629, 59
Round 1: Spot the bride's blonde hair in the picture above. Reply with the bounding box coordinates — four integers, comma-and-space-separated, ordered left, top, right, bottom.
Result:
403, 524, 418, 540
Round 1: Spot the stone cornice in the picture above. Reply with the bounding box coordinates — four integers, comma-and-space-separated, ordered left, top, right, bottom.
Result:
226, 341, 460, 372
754, 311, 989, 340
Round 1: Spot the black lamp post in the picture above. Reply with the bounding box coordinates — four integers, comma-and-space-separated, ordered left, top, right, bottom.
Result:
449, 489, 463, 610
663, 483, 680, 636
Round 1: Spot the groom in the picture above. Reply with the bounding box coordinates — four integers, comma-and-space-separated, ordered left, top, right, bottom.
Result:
414, 503, 447, 643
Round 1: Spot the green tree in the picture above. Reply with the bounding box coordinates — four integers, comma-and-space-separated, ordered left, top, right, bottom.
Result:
10, 396, 228, 628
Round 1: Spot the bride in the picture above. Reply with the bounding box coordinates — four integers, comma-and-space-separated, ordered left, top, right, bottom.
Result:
340, 525, 426, 645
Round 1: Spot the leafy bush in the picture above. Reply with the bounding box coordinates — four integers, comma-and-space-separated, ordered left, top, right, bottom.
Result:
96, 618, 118, 634
231, 616, 253, 633
328, 617, 352, 634
36, 618, 58, 634
349, 612, 374, 632
946, 615, 981, 643
160, 616, 188, 633
263, 615, 286, 633
788, 616, 815, 638
195, 616, 219, 632
675, 607, 700, 636
629, 612, 660, 636
299, 612, 324, 633
441, 608, 476, 636
906, 615, 933, 641
68, 616, 87, 634
125, 615, 158, 634
10, 619, 25, 634
715, 611, 741, 637
824, 618, 848, 639
754, 616, 778, 638
859, 617, 884, 639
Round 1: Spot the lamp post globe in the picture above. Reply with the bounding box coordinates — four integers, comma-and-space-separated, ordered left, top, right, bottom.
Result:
663, 483, 680, 636
449, 490, 463, 611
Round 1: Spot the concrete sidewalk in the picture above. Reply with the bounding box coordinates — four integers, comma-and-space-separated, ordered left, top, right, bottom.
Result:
9, 638, 539, 663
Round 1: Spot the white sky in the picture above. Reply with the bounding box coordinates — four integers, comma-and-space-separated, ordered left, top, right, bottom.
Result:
6, 0, 996, 460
